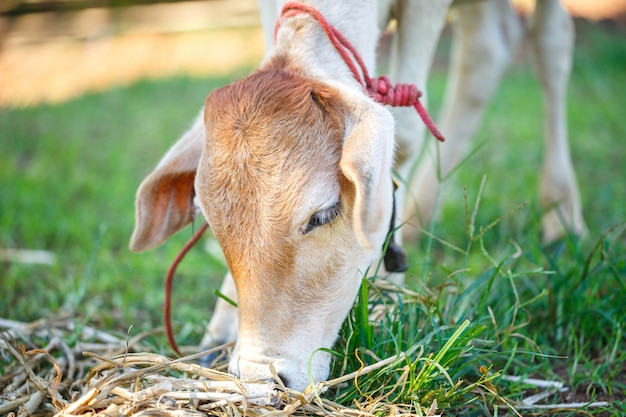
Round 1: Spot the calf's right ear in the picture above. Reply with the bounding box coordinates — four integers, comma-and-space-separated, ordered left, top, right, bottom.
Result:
129, 113, 205, 252
340, 101, 395, 252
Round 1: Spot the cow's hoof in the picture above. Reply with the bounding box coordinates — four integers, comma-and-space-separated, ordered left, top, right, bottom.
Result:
199, 351, 219, 368
383, 241, 409, 273
197, 342, 229, 368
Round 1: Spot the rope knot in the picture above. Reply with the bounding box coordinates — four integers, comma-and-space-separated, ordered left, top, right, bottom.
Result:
367, 76, 422, 107
275, 1, 444, 141
367, 75, 444, 142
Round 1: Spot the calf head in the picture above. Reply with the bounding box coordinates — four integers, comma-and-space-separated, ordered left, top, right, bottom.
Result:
130, 64, 395, 391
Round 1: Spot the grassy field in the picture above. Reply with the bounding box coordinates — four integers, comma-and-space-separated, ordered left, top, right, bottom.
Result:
1, 20, 625, 415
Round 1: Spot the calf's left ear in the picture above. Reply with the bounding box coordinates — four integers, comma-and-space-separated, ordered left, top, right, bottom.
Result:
130, 114, 205, 252
340, 103, 395, 251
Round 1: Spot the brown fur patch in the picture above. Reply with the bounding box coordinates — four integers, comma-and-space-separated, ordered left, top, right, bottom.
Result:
197, 60, 350, 329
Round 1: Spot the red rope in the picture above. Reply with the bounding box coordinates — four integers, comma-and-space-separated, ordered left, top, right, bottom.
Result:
164, 222, 209, 357
276, 1, 445, 142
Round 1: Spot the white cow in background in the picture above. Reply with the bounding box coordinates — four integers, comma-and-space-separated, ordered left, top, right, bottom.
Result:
403, 0, 585, 243
130, 0, 585, 393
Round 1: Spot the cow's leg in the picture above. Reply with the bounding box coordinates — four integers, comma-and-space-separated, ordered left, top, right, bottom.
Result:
530, 0, 585, 242
403, 0, 523, 242
387, 0, 452, 283
258, 0, 282, 55
201, 272, 239, 350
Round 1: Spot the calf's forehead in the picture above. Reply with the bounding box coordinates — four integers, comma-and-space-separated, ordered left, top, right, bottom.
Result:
196, 68, 347, 276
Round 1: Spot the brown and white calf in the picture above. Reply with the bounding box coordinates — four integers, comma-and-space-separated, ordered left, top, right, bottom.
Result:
130, 0, 584, 392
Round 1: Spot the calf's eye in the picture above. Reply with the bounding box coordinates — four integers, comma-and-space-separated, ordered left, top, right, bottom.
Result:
302, 201, 341, 234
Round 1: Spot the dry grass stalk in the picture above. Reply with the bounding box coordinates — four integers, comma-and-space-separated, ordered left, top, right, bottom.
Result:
0, 249, 57, 265
2, 315, 420, 417
1, 315, 153, 417
3, 282, 606, 416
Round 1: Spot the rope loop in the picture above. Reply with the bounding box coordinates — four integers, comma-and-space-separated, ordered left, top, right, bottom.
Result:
367, 76, 422, 107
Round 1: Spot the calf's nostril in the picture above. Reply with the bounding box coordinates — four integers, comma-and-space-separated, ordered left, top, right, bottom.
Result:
276, 373, 290, 389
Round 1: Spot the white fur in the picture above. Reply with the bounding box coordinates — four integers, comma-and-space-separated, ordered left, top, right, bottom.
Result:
402, 0, 585, 242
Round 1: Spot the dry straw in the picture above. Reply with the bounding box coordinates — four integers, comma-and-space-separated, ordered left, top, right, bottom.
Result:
1, 282, 608, 416
0, 315, 432, 417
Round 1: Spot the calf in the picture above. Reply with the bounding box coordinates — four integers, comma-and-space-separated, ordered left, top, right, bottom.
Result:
130, 0, 584, 392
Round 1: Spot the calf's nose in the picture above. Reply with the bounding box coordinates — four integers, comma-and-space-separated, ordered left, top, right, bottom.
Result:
229, 353, 321, 393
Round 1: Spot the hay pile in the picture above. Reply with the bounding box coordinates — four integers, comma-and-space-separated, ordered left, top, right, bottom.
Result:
0, 315, 422, 417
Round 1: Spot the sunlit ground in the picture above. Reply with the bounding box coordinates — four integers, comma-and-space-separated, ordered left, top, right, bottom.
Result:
0, 0, 624, 107
0, 0, 265, 106
513, 0, 626, 17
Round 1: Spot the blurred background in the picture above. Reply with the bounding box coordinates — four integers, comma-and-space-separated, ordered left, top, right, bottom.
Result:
1, 0, 625, 106
1, 3, 625, 412
0, 0, 265, 105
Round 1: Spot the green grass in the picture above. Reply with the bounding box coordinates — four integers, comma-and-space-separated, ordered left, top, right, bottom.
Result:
1, 20, 625, 415
0, 75, 234, 332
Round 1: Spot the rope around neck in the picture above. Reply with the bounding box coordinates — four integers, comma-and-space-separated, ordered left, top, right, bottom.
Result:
276, 1, 445, 142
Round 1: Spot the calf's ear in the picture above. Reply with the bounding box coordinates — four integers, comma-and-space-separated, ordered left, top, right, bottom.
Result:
130, 113, 205, 252
340, 103, 395, 251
